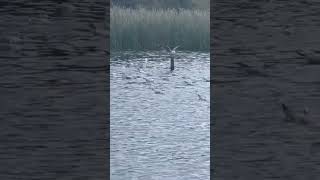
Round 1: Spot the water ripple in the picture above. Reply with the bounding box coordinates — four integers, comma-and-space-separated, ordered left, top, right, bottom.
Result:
111, 51, 210, 180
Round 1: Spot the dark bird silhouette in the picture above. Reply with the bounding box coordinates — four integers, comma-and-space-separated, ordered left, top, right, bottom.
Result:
197, 94, 207, 102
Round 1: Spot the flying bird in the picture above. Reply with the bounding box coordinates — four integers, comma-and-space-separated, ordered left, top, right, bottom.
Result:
197, 94, 207, 101
196, 90, 207, 102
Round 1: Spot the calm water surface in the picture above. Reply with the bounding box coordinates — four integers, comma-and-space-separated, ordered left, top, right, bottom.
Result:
111, 51, 210, 180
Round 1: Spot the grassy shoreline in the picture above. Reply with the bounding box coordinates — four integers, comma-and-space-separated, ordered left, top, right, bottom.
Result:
111, 7, 209, 51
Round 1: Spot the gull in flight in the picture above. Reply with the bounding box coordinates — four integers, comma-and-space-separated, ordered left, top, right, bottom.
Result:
197, 94, 207, 101
196, 90, 207, 102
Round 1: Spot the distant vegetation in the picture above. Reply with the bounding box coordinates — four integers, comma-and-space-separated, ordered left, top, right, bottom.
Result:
111, 0, 209, 10
111, 7, 209, 51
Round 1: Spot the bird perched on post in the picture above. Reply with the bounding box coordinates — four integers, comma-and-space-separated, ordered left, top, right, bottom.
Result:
161, 45, 179, 71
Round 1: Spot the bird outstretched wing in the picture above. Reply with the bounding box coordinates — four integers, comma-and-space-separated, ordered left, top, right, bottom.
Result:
165, 46, 172, 52
173, 45, 180, 51
159, 45, 179, 53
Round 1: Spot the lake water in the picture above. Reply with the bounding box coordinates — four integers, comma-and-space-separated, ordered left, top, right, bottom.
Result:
110, 51, 210, 180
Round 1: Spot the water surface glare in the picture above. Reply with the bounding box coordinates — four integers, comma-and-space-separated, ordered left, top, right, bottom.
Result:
111, 51, 210, 180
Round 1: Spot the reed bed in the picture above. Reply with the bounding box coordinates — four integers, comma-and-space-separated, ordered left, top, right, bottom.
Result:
111, 7, 209, 51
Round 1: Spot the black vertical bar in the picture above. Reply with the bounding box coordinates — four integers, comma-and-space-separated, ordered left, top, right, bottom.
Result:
0, 0, 109, 179
212, 0, 320, 179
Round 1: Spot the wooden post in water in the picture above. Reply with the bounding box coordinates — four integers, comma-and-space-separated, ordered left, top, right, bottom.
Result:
170, 55, 174, 71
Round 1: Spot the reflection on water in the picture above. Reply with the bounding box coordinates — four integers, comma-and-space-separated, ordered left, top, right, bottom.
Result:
111, 51, 210, 180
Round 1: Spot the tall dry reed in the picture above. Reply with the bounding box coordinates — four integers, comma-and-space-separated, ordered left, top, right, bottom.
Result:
111, 7, 209, 51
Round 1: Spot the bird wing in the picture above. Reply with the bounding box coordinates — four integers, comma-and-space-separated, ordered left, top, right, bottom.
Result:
165, 46, 172, 52
173, 45, 180, 51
